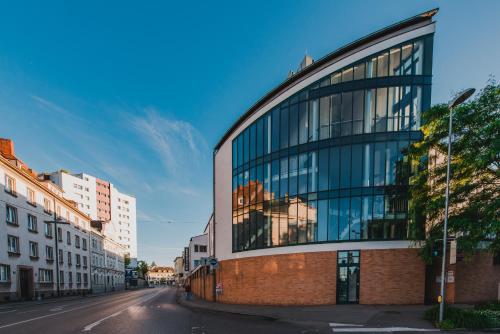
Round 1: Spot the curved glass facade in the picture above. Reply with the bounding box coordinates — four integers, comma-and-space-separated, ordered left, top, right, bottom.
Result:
231, 35, 433, 252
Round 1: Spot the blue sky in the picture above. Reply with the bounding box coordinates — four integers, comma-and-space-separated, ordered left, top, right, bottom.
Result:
0, 0, 498, 265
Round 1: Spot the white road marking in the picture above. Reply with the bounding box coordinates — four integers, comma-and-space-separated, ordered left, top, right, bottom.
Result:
82, 289, 163, 332
0, 290, 155, 329
50, 307, 63, 312
332, 327, 439, 332
0, 310, 16, 314
329, 323, 363, 327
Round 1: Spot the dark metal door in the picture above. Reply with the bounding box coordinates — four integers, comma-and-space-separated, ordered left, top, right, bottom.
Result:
19, 269, 31, 300
337, 251, 360, 304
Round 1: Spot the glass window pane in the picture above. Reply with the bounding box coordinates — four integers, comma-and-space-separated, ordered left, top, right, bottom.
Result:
411, 86, 422, 130
319, 96, 330, 140
237, 135, 243, 166
308, 151, 318, 193
352, 90, 364, 135
271, 201, 280, 246
366, 56, 377, 78
364, 89, 375, 133
389, 47, 401, 76
271, 108, 280, 152
329, 147, 340, 190
375, 88, 387, 132
263, 162, 271, 201
401, 86, 411, 130
299, 102, 308, 144
341, 92, 353, 136
243, 128, 249, 163
328, 198, 339, 241
232, 215, 238, 251
264, 114, 271, 154
377, 52, 389, 77
385, 142, 398, 186
309, 100, 319, 142
298, 153, 308, 194
413, 40, 424, 75
250, 167, 256, 204
342, 67, 353, 82
318, 148, 329, 192
249, 124, 256, 161
388, 86, 400, 132
298, 199, 307, 243
361, 196, 372, 240
340, 146, 351, 189
256, 118, 264, 157
238, 172, 243, 208
350, 197, 361, 240
289, 155, 298, 197
288, 198, 298, 244
249, 206, 256, 249
331, 94, 341, 137
362, 144, 372, 187
232, 140, 237, 169
307, 200, 317, 242
318, 200, 328, 242
279, 201, 288, 245
351, 144, 363, 188
271, 159, 280, 199
339, 198, 350, 240
263, 201, 271, 246
280, 106, 289, 149
280, 158, 288, 198
256, 203, 264, 248
331, 72, 341, 84
353, 63, 365, 80
256, 164, 263, 202
237, 214, 243, 250
289, 104, 299, 147
243, 210, 249, 250
374, 142, 385, 186
243, 170, 249, 205
401, 43, 413, 75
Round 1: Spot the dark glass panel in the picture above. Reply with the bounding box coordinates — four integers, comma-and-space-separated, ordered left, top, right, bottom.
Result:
308, 151, 317, 193
299, 102, 308, 144
373, 142, 385, 186
232, 215, 238, 251
364, 89, 375, 133
243, 170, 249, 205
351, 144, 363, 188
319, 96, 330, 140
353, 63, 365, 80
342, 67, 353, 82
263, 162, 271, 201
256, 203, 264, 248
243, 209, 249, 250
339, 197, 350, 240
331, 72, 341, 84
289, 155, 298, 197
307, 200, 317, 242
389, 47, 401, 76
366, 56, 377, 78
280, 158, 288, 198
249, 205, 256, 249
375, 88, 387, 132
377, 52, 389, 77
263, 114, 271, 154
280, 106, 289, 149
413, 40, 424, 75
361, 196, 372, 240
401, 43, 413, 75
400, 86, 411, 130
387, 86, 401, 131
352, 90, 364, 135
317, 199, 328, 242
318, 148, 329, 192
397, 140, 410, 186
329, 147, 340, 190
256, 163, 264, 203
237, 172, 243, 208
423, 36, 434, 76
271, 200, 280, 246
279, 200, 288, 246
288, 197, 298, 244
362, 143, 372, 187
298, 153, 308, 194
340, 146, 351, 189
328, 198, 339, 240
250, 167, 256, 204
271, 159, 280, 200
243, 128, 249, 163
256, 118, 264, 157
309, 100, 319, 142
249, 123, 256, 161
237, 214, 243, 251
232, 140, 237, 169
263, 201, 271, 247
237, 134, 243, 167
341, 92, 353, 136
411, 86, 422, 130
385, 142, 398, 186
350, 197, 361, 240
271, 108, 280, 152
298, 199, 307, 243
331, 94, 341, 137
289, 103, 299, 147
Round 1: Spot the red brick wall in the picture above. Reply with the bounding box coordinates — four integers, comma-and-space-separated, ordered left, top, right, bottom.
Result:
190, 268, 215, 302
455, 252, 500, 304
359, 249, 426, 304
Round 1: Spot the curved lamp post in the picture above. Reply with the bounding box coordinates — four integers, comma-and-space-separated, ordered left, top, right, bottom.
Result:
438, 88, 475, 322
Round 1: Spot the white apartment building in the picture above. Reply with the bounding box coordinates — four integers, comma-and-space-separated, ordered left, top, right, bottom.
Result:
0, 140, 92, 301
45, 170, 137, 260
187, 234, 208, 272
146, 266, 174, 285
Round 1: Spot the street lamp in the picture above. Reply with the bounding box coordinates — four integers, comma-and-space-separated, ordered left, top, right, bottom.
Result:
438, 88, 475, 322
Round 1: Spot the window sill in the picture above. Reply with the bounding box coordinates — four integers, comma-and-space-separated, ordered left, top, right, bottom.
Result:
28, 229, 38, 234
30, 256, 39, 260
6, 222, 19, 227
27, 202, 37, 208
45, 235, 53, 239
46, 259, 54, 263
4, 190, 17, 198
44, 211, 53, 215
8, 251, 20, 257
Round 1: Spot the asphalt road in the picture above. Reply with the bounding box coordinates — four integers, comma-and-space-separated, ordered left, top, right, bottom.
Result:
0, 287, 317, 334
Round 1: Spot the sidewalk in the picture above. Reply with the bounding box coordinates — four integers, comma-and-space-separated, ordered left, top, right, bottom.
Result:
176, 291, 435, 329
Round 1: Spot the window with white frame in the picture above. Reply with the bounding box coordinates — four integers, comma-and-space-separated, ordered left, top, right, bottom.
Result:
43, 198, 52, 214
4, 175, 16, 195
57, 227, 62, 242
27, 188, 36, 206
83, 256, 87, 268
46, 246, 54, 261
39, 269, 53, 283
0, 264, 10, 282
75, 235, 80, 248
6, 205, 18, 225
27, 214, 37, 232
44, 222, 53, 238
7, 235, 19, 254
76, 254, 81, 267
82, 238, 87, 250
58, 249, 63, 264
29, 241, 38, 258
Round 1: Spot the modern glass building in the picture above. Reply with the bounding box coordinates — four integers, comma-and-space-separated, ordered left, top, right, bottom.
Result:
212, 9, 439, 305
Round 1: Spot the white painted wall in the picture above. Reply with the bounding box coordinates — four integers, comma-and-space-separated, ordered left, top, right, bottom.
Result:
214, 23, 435, 262
110, 187, 137, 259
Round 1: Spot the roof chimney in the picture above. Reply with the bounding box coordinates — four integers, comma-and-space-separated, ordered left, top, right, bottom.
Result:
0, 138, 15, 159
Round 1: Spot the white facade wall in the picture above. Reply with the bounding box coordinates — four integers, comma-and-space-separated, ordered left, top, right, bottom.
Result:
188, 234, 208, 271
0, 158, 92, 301
109, 187, 137, 259
214, 23, 436, 262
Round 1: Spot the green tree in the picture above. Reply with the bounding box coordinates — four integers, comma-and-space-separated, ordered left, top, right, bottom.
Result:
137, 261, 149, 278
409, 81, 499, 263
124, 254, 131, 268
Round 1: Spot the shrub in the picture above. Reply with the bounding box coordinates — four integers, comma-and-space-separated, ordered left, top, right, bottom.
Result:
424, 305, 500, 329
475, 301, 500, 311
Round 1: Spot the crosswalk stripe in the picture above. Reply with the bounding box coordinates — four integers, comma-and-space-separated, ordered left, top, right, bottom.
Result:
331, 326, 439, 332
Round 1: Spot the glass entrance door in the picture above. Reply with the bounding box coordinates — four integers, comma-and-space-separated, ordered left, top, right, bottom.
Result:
337, 250, 360, 304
